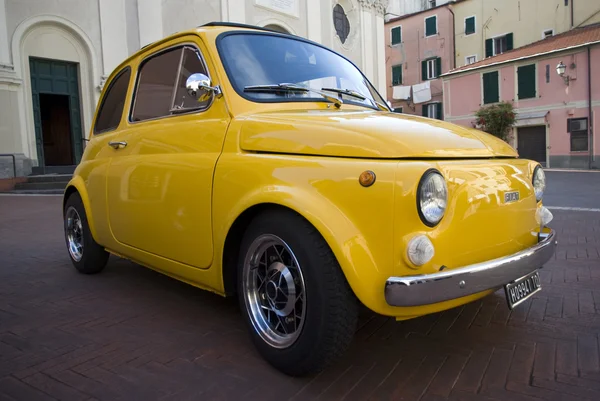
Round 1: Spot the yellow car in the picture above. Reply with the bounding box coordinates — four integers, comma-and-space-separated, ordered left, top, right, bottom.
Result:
62, 22, 557, 376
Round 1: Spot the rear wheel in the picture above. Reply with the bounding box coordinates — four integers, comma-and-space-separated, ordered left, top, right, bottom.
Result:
237, 209, 358, 376
63, 192, 109, 274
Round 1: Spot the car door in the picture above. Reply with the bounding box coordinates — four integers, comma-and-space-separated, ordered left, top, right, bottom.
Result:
105, 36, 230, 269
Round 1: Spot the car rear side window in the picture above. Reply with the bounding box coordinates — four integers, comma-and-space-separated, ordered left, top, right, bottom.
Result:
94, 67, 131, 134
130, 47, 182, 122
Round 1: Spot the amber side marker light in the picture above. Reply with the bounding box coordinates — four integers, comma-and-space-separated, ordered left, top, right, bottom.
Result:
359, 170, 376, 187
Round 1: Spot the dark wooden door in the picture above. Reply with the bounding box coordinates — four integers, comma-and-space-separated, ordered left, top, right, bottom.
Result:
29, 57, 84, 167
40, 94, 73, 165
517, 126, 547, 167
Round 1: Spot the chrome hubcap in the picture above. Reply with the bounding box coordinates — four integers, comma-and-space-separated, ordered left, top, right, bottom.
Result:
243, 234, 306, 349
65, 206, 84, 262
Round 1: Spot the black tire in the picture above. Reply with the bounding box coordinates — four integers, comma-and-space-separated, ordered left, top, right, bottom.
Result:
63, 192, 109, 274
237, 209, 359, 376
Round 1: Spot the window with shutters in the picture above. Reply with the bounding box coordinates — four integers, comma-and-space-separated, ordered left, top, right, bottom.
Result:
482, 71, 499, 104
425, 16, 437, 37
392, 64, 402, 86
393, 107, 403, 113
422, 57, 441, 80
465, 16, 476, 35
391, 26, 402, 45
422, 103, 442, 119
517, 64, 536, 99
486, 33, 513, 57
567, 117, 588, 151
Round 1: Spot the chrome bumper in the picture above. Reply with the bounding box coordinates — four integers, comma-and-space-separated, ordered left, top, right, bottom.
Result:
385, 230, 558, 307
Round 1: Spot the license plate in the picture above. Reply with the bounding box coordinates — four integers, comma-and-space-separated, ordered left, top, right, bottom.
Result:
504, 270, 541, 309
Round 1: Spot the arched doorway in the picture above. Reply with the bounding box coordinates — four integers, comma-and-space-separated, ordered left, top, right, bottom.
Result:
264, 24, 290, 34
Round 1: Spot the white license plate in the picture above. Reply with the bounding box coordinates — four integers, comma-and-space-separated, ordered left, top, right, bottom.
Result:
504, 270, 541, 309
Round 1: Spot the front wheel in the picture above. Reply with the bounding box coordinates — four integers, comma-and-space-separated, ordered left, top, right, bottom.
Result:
237, 209, 358, 376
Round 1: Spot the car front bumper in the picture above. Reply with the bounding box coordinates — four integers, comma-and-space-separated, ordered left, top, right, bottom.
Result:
385, 229, 558, 307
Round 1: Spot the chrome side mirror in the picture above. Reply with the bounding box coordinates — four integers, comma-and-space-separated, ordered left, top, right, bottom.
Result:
185, 73, 222, 99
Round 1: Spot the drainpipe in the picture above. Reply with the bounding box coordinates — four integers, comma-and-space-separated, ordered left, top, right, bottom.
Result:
588, 45, 594, 169
571, 0, 574, 28
448, 6, 456, 69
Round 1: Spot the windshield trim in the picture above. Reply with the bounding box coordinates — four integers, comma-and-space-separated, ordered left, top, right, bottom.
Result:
214, 30, 391, 112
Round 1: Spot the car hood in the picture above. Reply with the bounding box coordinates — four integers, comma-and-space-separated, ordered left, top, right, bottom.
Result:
237, 109, 518, 159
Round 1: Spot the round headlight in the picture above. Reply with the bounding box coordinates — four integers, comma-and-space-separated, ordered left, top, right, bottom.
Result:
532, 165, 546, 202
417, 170, 448, 226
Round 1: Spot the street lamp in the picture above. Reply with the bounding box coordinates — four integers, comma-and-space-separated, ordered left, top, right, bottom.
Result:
556, 61, 570, 85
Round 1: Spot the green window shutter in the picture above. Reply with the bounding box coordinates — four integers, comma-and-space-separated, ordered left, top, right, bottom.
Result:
485, 39, 493, 57
422, 60, 427, 80
391, 27, 401, 45
422, 104, 429, 117
483, 71, 499, 104
506, 33, 514, 50
425, 16, 437, 36
465, 17, 475, 35
392, 65, 402, 85
436, 103, 443, 120
517, 64, 536, 99
435, 57, 442, 77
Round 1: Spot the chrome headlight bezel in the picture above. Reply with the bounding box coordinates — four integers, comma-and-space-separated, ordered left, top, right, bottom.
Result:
417, 169, 448, 227
532, 165, 546, 202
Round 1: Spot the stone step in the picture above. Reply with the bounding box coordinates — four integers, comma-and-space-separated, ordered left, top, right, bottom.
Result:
14, 181, 67, 191
26, 174, 72, 183
1, 189, 63, 195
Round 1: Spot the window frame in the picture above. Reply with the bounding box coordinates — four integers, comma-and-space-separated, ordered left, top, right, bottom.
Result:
128, 42, 214, 125
393, 107, 403, 113
392, 64, 403, 86
464, 15, 476, 36
516, 63, 537, 100
567, 117, 589, 152
93, 66, 132, 135
391, 25, 402, 45
482, 70, 500, 105
424, 15, 438, 38
465, 55, 477, 65
542, 29, 554, 39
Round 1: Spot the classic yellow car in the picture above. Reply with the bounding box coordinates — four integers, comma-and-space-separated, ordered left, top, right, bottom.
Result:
63, 22, 557, 376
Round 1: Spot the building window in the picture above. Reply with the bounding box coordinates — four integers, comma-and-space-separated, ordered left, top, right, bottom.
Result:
421, 57, 441, 80
428, 0, 436, 9
422, 102, 442, 119
394, 107, 403, 113
517, 64, 536, 99
392, 64, 403, 86
391, 26, 402, 45
482, 71, 499, 104
466, 55, 477, 65
568, 118, 588, 151
485, 33, 513, 57
333, 4, 351, 44
425, 16, 437, 37
542, 29, 554, 39
465, 16, 476, 35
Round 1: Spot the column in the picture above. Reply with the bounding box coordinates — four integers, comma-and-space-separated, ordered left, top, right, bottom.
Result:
221, 0, 245, 23
0, 0, 10, 66
137, 0, 164, 48
306, 0, 322, 42
374, 2, 388, 96
99, 0, 129, 77
358, 1, 374, 83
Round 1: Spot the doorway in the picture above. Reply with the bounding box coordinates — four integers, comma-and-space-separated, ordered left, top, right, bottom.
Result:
517, 126, 547, 167
40, 94, 74, 165
29, 57, 84, 169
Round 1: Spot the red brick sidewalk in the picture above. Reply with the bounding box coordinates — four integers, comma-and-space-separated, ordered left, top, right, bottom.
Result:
0, 195, 599, 400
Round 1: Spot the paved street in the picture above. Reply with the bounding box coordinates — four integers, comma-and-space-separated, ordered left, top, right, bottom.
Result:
1, 175, 600, 401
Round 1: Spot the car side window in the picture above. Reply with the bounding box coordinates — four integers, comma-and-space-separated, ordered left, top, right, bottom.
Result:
172, 46, 211, 110
94, 67, 131, 134
130, 47, 181, 122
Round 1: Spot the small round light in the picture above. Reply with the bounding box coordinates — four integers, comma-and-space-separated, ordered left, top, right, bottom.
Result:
417, 170, 448, 227
407, 235, 435, 267
532, 165, 546, 202
535, 205, 553, 226
359, 170, 376, 187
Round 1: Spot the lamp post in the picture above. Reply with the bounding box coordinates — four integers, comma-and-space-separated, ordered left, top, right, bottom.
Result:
556, 61, 570, 85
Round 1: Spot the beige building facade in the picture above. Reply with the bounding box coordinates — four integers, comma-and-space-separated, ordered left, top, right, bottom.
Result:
453, 0, 600, 68
0, 0, 388, 179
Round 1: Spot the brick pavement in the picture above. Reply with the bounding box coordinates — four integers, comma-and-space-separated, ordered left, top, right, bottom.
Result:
0, 195, 599, 400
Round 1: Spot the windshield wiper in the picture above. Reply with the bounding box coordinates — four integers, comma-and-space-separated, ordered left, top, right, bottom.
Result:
321, 87, 367, 101
243, 83, 342, 108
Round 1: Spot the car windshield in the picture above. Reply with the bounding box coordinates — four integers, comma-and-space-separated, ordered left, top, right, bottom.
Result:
216, 32, 387, 110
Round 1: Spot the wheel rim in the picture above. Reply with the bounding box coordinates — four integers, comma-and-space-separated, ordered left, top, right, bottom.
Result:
65, 206, 84, 262
243, 234, 307, 349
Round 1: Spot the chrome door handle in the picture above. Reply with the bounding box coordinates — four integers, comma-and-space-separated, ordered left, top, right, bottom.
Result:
108, 141, 127, 149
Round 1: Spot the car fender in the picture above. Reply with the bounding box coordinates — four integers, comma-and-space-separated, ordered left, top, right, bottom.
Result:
64, 176, 100, 243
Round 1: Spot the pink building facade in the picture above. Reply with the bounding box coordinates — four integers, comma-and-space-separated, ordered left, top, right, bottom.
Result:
385, 5, 455, 119
442, 25, 600, 169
